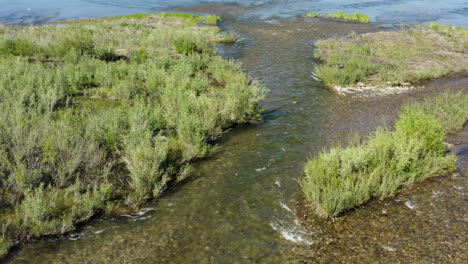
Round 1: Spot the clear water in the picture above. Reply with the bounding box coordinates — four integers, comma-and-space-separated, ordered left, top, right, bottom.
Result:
2, 1, 468, 263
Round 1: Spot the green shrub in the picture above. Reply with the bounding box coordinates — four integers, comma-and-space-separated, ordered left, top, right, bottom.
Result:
219, 31, 240, 43
96, 48, 121, 62
327, 12, 371, 23
59, 30, 94, 55
394, 107, 445, 154
21, 184, 48, 224
407, 91, 468, 134
0, 39, 40, 56
174, 37, 202, 55
133, 47, 149, 63
302, 94, 465, 217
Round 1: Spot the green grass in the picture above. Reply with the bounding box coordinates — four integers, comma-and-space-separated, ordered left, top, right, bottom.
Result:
0, 13, 264, 254
303, 12, 370, 22
56, 13, 220, 27
111, 13, 220, 26
426, 22, 468, 38
218, 31, 240, 43
301, 92, 467, 217
327, 12, 371, 23
314, 23, 468, 87
304, 12, 318, 18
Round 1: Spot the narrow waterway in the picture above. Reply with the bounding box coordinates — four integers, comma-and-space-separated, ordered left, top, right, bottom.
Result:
2, 1, 468, 264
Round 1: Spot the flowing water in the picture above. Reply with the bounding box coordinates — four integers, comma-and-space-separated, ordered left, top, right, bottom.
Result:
2, 1, 468, 263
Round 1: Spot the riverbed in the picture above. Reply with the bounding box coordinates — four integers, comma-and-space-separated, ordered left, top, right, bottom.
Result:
2, 1, 468, 263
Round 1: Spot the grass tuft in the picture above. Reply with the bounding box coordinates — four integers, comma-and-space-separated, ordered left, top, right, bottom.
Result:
327, 12, 371, 23
219, 31, 240, 43
304, 12, 318, 18
301, 93, 467, 217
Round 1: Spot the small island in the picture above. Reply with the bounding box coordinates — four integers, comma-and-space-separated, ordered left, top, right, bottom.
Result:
301, 92, 468, 217
314, 23, 468, 96
300, 22, 468, 218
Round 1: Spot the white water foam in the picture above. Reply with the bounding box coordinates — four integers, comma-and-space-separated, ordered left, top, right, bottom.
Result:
274, 180, 281, 187
280, 202, 294, 214
382, 245, 397, 252
270, 223, 313, 245
405, 201, 417, 210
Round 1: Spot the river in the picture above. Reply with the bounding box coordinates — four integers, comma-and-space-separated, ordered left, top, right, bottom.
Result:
2, 1, 468, 263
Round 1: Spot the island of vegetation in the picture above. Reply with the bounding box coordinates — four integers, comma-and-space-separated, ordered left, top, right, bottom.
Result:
301, 22, 468, 218
0, 13, 264, 257
301, 92, 468, 217
304, 12, 371, 23
314, 23, 468, 96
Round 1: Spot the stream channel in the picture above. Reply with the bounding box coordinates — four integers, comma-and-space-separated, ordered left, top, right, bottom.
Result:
2, 1, 468, 263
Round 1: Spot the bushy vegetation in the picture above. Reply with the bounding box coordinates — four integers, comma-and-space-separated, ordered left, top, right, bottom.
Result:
411, 92, 468, 134
0, 14, 263, 256
327, 12, 370, 23
218, 31, 240, 43
301, 92, 467, 217
314, 23, 468, 87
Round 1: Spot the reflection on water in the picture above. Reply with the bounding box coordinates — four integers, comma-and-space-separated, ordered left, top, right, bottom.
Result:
1, 0, 467, 26
3, 1, 468, 264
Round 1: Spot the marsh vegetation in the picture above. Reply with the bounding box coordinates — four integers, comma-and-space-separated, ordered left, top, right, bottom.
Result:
314, 23, 468, 91
304, 12, 370, 23
301, 92, 468, 217
0, 14, 263, 256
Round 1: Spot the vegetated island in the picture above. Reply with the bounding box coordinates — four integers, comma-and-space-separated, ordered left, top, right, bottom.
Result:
304, 12, 371, 23
301, 92, 468, 218
314, 23, 468, 96
0, 13, 264, 257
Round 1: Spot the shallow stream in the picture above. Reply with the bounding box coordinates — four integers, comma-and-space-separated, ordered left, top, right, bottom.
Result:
2, 1, 468, 263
